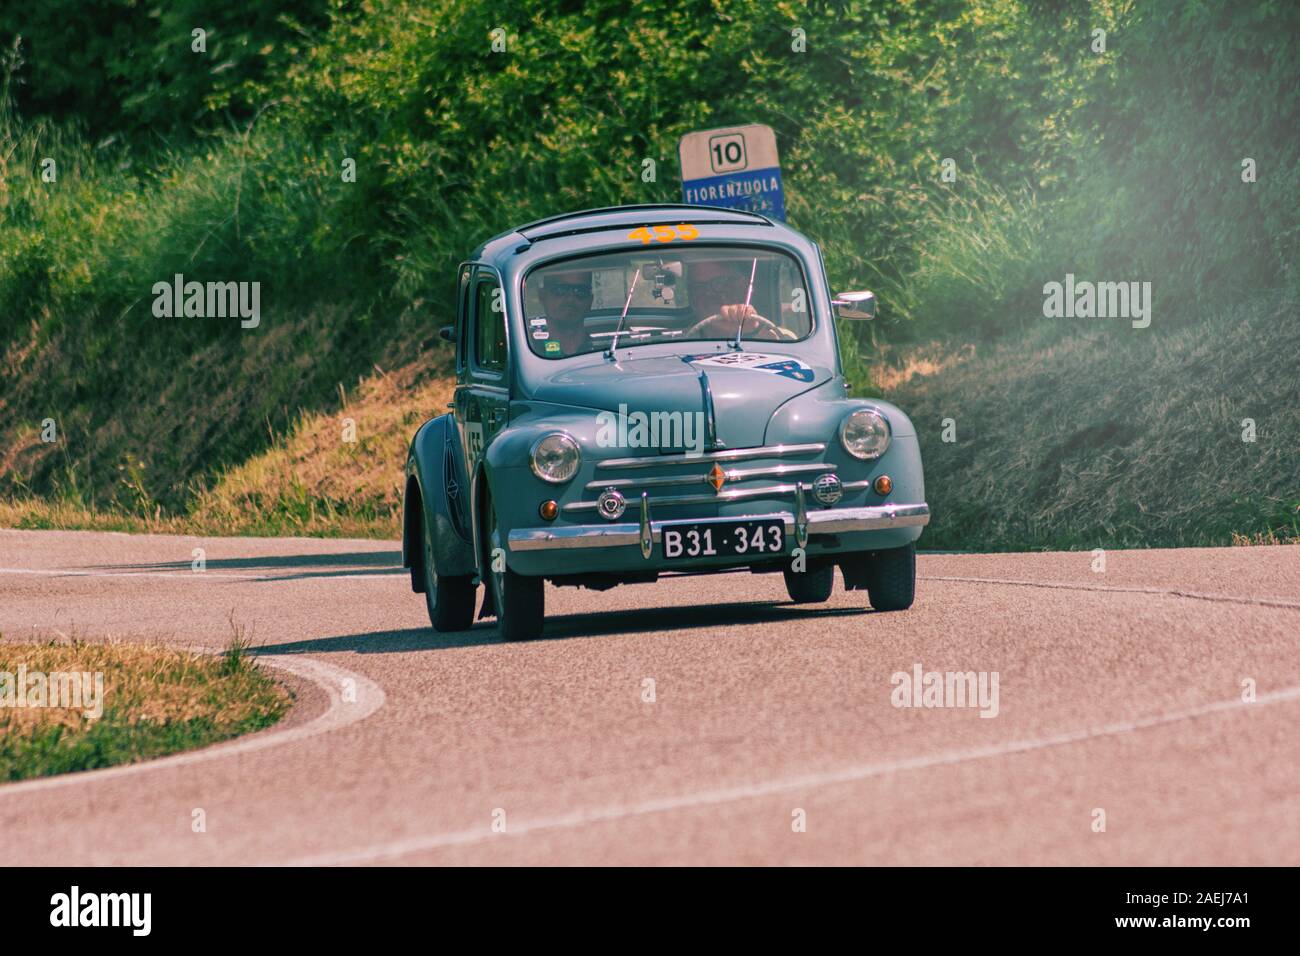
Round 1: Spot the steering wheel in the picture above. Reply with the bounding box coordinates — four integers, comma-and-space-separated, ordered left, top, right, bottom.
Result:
686, 310, 785, 341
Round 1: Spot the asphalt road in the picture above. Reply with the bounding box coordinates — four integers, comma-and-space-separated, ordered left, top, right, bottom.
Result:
1, 528, 1297, 865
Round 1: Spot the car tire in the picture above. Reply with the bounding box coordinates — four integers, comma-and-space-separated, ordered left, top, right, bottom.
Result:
866, 542, 916, 611
485, 499, 545, 641
783, 564, 835, 603
421, 510, 475, 632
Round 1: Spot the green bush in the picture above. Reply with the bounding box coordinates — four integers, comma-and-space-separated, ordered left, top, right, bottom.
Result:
880, 0, 1299, 341
1, 0, 1295, 520
0, 1, 330, 140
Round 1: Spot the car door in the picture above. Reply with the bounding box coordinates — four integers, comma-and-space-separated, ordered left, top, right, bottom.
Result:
454, 265, 510, 492
443, 263, 475, 538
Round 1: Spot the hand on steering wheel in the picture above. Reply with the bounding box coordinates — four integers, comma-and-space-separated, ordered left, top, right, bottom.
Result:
687, 304, 783, 341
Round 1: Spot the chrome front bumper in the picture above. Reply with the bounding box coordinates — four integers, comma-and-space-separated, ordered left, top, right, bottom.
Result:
508, 502, 930, 553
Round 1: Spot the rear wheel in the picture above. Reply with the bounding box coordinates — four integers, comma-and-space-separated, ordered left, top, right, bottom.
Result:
865, 543, 916, 611
422, 510, 475, 632
485, 499, 545, 641
783, 564, 835, 603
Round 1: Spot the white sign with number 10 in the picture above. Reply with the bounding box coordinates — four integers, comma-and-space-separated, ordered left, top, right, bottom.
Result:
678, 123, 786, 221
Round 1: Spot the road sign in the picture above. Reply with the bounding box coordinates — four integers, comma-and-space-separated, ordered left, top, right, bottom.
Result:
678, 123, 786, 221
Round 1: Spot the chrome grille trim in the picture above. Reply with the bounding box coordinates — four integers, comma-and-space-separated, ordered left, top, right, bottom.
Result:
585, 461, 835, 493
564, 482, 801, 513
594, 443, 826, 470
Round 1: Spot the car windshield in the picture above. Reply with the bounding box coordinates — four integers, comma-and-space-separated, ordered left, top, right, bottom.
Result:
521, 244, 812, 359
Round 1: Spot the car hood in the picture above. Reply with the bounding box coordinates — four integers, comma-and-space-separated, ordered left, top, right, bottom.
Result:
528, 350, 833, 449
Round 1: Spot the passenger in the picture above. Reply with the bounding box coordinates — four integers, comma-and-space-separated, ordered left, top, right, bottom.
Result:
533, 270, 595, 355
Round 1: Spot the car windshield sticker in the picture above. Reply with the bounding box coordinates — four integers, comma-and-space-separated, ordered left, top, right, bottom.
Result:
683, 352, 815, 383
532, 329, 549, 339
529, 317, 548, 328
544, 340, 562, 354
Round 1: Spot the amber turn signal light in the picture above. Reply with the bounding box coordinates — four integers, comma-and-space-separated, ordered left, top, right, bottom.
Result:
873, 475, 893, 495
539, 500, 559, 521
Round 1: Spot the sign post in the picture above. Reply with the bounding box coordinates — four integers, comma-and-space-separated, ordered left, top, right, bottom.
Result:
678, 123, 786, 221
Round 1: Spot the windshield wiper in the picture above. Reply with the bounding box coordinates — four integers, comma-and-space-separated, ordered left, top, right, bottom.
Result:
606, 267, 642, 359
732, 256, 758, 351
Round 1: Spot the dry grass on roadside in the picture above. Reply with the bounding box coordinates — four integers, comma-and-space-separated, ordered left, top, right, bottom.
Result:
0, 636, 289, 781
1, 361, 454, 540
867, 341, 977, 391
0, 498, 190, 535
1231, 527, 1300, 546
187, 361, 453, 537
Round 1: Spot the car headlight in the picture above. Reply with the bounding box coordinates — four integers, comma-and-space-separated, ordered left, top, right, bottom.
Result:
530, 432, 581, 483
839, 408, 891, 460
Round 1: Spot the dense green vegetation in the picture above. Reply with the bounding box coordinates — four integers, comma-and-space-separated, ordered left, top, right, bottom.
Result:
1, 0, 1295, 547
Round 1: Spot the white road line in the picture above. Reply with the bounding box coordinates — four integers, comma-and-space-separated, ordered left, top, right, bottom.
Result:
283, 682, 1300, 866
0, 566, 400, 582
0, 655, 385, 797
920, 574, 1300, 610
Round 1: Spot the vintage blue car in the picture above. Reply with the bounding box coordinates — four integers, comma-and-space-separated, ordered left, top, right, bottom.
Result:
403, 205, 930, 639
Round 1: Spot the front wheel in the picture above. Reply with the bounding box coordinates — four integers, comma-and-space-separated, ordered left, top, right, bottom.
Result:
422, 510, 475, 631
865, 543, 916, 611
485, 500, 545, 641
783, 564, 835, 603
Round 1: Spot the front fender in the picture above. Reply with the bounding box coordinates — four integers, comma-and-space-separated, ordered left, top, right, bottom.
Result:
766, 386, 925, 505
404, 414, 476, 590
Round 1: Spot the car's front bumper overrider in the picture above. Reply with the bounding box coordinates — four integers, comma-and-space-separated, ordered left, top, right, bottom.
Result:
508, 502, 930, 553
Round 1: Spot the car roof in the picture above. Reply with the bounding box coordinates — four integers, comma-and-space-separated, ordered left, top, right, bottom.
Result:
518, 204, 773, 239
470, 204, 789, 264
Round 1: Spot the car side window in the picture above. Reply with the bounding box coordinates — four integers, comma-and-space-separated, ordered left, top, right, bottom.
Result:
473, 274, 506, 374
455, 263, 473, 374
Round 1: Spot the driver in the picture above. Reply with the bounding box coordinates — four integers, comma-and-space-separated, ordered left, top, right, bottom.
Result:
533, 270, 594, 356
683, 259, 787, 341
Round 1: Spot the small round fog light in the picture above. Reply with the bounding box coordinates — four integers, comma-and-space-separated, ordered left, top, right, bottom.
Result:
873, 475, 893, 496
539, 500, 559, 521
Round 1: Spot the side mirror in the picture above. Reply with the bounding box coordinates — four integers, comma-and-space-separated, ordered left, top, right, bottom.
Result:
438, 324, 456, 342
832, 290, 877, 321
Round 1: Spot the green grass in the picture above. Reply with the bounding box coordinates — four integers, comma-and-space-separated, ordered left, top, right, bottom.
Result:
0, 490, 397, 540
873, 284, 1300, 551
0, 638, 289, 781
